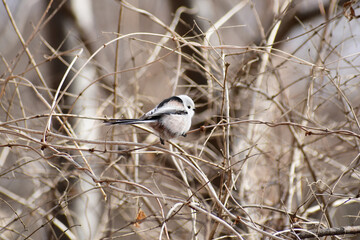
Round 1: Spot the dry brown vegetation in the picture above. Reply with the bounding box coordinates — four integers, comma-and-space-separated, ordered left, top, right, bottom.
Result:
1, 0, 360, 239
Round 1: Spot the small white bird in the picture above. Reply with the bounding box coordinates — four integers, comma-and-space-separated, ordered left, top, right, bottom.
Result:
104, 95, 195, 144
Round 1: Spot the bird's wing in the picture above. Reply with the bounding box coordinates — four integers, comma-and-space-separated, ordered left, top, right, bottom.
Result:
141, 96, 187, 119
142, 106, 187, 120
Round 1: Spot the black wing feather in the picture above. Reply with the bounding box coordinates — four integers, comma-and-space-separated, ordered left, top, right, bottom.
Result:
156, 96, 183, 109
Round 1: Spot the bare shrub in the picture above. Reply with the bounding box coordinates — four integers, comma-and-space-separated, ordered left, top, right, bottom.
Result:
1, 0, 360, 239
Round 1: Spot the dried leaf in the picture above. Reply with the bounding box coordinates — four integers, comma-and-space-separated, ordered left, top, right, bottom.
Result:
134, 209, 146, 228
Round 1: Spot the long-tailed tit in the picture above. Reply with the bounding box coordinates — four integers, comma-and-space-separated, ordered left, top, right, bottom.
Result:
104, 95, 195, 144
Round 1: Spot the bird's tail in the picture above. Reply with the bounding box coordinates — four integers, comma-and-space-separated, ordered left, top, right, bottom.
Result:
104, 118, 154, 125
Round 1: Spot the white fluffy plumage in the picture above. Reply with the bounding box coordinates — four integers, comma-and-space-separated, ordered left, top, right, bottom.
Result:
104, 95, 195, 144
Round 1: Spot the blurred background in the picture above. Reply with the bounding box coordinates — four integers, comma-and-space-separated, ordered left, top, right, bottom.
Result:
1, 0, 360, 239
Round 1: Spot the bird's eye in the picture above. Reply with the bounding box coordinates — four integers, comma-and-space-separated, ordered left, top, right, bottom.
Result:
187, 105, 191, 109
